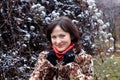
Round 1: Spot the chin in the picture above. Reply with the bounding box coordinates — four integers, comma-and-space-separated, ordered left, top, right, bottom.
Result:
57, 48, 66, 52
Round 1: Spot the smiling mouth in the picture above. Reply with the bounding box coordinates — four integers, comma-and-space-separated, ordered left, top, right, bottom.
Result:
57, 45, 63, 48
56, 44, 65, 48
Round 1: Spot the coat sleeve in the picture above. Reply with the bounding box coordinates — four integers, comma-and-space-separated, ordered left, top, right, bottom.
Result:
29, 51, 56, 80
74, 50, 94, 80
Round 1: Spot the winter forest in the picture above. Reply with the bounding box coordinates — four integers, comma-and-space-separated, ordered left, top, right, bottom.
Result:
0, 0, 120, 80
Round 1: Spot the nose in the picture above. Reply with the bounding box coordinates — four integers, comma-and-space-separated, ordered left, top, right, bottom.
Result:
56, 38, 62, 44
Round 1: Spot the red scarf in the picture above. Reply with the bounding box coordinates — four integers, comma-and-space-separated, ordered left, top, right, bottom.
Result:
52, 43, 75, 61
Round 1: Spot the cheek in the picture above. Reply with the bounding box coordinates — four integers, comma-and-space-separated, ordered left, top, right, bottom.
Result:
51, 39, 57, 45
66, 37, 72, 44
51, 39, 54, 44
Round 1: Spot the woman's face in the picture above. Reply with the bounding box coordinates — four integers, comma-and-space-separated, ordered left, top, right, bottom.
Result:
51, 25, 72, 52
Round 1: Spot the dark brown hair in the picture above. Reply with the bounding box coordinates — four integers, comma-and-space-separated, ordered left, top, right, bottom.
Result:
46, 16, 81, 54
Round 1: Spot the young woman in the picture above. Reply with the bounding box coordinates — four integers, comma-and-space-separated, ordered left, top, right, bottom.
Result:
29, 16, 94, 80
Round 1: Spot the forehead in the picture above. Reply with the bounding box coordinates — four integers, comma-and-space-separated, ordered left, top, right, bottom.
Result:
51, 25, 69, 35
52, 25, 64, 32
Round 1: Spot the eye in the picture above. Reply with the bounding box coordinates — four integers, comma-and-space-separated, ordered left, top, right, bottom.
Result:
51, 35, 56, 39
59, 34, 65, 38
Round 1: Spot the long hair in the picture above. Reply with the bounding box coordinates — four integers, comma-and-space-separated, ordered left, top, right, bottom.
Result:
46, 16, 81, 54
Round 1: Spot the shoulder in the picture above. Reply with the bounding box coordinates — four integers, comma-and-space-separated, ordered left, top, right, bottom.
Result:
78, 49, 92, 58
74, 49, 92, 64
39, 50, 49, 55
35, 50, 54, 67
38, 51, 49, 58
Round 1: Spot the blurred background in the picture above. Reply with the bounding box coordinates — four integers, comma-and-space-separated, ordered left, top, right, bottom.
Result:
96, 0, 120, 50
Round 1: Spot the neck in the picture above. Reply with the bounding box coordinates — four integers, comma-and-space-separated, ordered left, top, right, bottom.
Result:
52, 43, 75, 61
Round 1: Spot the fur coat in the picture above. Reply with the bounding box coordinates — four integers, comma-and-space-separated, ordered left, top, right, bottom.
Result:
29, 49, 94, 80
